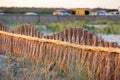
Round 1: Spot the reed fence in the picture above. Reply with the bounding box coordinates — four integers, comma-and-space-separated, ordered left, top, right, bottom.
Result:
0, 22, 120, 80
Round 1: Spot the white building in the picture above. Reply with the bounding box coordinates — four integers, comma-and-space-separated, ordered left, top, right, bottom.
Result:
90, 12, 97, 15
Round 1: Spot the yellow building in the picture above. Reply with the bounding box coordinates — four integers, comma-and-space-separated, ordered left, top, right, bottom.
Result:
70, 9, 90, 16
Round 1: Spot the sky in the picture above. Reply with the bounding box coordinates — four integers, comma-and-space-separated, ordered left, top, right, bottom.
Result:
0, 0, 120, 9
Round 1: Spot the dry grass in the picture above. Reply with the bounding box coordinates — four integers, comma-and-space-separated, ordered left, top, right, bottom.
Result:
0, 52, 96, 80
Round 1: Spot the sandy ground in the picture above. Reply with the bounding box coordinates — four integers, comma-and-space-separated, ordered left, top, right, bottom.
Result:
98, 34, 120, 45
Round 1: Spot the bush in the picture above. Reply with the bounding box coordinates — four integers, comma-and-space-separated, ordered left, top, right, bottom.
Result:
5, 20, 120, 34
